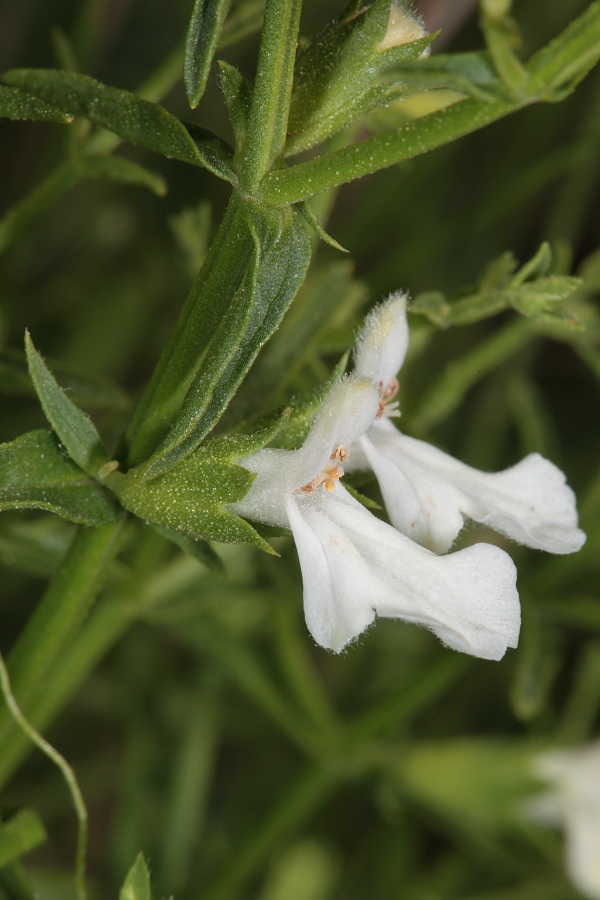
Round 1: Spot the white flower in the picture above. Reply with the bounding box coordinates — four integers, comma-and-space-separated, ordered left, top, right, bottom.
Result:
527, 742, 600, 899
348, 292, 586, 555
232, 378, 520, 659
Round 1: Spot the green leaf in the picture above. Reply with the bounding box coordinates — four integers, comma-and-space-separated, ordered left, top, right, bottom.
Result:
183, 121, 237, 181
241, 0, 303, 191
287, 0, 436, 154
479, 3, 529, 98
231, 261, 366, 421
0, 85, 72, 123
218, 61, 252, 151
81, 154, 167, 196
119, 854, 152, 900
381, 51, 498, 103
25, 332, 109, 476
123, 194, 256, 467
2, 69, 235, 181
0, 346, 130, 412
512, 241, 552, 284
143, 202, 311, 477
185, 0, 233, 108
527, 0, 600, 99
508, 276, 583, 329
0, 431, 121, 525
295, 201, 348, 252
109, 433, 278, 552
0, 809, 47, 868
409, 245, 582, 330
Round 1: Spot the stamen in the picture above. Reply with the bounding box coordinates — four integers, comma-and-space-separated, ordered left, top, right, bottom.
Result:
299, 446, 349, 494
377, 379, 400, 418
330, 445, 349, 464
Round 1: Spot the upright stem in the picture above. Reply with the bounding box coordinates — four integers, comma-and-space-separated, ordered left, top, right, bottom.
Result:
0, 519, 124, 756
240, 0, 303, 193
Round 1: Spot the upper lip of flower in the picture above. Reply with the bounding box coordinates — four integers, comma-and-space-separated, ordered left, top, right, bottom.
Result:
347, 292, 586, 557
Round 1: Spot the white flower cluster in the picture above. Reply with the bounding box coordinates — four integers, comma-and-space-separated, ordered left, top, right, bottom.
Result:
232, 293, 585, 660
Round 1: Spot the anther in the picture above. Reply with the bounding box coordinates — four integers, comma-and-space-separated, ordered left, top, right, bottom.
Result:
298, 447, 349, 494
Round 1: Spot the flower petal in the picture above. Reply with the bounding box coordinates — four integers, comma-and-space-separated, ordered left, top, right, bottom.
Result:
353, 420, 586, 555
289, 486, 520, 659
285, 494, 376, 651
532, 744, 600, 900
353, 292, 409, 388
232, 378, 379, 527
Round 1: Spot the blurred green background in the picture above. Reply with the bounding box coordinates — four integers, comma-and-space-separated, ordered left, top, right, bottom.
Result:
1, 1, 600, 898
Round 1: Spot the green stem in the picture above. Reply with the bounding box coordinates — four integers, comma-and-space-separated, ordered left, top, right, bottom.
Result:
0, 590, 132, 789
0, 519, 124, 761
262, 94, 520, 203
0, 654, 89, 900
0, 529, 171, 789
241, 0, 303, 192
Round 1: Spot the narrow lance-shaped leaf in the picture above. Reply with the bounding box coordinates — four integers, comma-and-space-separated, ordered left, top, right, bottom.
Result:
526, 0, 600, 98
143, 202, 311, 477
0, 345, 130, 411
119, 854, 152, 900
479, 0, 529, 98
0, 85, 72, 123
230, 261, 366, 422
218, 60, 252, 152
2, 69, 235, 181
185, 0, 233, 108
123, 193, 257, 467
25, 333, 109, 477
287, 0, 436, 154
0, 431, 121, 526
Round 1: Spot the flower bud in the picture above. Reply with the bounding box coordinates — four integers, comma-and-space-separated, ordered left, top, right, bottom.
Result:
379, 3, 428, 52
